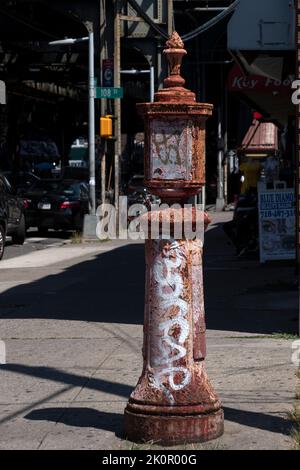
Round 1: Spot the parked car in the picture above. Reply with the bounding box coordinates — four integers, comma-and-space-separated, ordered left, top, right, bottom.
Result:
0, 174, 26, 260
23, 179, 90, 233
19, 138, 60, 178
3, 171, 40, 194
22, 179, 58, 230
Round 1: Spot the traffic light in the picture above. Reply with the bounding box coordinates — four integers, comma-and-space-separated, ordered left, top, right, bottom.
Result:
100, 115, 113, 138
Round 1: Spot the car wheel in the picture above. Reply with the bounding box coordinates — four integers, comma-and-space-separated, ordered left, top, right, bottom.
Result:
0, 224, 5, 260
11, 214, 26, 245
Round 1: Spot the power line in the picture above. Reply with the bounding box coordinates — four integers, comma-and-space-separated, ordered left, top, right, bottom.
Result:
126, 0, 240, 42
183, 0, 240, 41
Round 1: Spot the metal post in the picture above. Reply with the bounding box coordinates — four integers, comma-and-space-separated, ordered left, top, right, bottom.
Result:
216, 107, 225, 211
114, 0, 121, 221
157, 40, 163, 90
101, 142, 106, 204
49, 32, 98, 237
201, 185, 206, 210
167, 0, 173, 35
296, 0, 300, 335
188, 9, 205, 207
164, 0, 173, 82
217, 117, 224, 199
150, 65, 155, 102
124, 32, 223, 446
100, 0, 107, 204
201, 36, 206, 209
223, 79, 229, 206
88, 26, 96, 215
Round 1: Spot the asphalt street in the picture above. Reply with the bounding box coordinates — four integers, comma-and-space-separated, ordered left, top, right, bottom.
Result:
3, 230, 72, 261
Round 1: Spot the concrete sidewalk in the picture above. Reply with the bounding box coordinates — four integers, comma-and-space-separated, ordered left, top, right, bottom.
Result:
0, 211, 298, 450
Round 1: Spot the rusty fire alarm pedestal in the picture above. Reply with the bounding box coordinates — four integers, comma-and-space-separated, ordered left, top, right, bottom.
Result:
124, 32, 224, 445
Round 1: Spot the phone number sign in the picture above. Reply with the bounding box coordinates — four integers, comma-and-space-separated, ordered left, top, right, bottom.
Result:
258, 189, 296, 262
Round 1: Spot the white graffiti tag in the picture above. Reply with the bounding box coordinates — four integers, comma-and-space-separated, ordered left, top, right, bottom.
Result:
151, 240, 191, 404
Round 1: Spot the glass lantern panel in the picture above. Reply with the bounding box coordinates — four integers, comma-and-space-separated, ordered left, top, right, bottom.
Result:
150, 119, 193, 180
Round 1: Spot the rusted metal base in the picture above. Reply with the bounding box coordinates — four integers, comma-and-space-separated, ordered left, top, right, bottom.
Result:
124, 235, 224, 445
124, 408, 224, 446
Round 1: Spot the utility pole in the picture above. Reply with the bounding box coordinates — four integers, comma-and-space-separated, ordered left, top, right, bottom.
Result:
100, 0, 107, 204
87, 21, 96, 215
114, 0, 121, 223
296, 0, 300, 335
167, 0, 173, 36
157, 1, 173, 89
223, 86, 229, 207
216, 107, 225, 211
49, 32, 97, 236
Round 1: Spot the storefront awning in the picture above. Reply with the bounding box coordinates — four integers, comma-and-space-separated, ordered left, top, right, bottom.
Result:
238, 119, 278, 157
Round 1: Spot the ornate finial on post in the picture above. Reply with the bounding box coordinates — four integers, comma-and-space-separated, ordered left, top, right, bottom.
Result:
163, 31, 187, 88
124, 31, 222, 446
154, 31, 195, 103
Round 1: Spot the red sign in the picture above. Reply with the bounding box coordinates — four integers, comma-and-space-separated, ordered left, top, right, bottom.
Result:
228, 65, 293, 95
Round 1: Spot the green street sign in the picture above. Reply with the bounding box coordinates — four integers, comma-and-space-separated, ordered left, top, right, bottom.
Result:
95, 87, 123, 99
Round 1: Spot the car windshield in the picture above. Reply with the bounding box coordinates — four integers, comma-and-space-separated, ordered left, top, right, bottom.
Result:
55, 182, 80, 196
31, 180, 60, 192
4, 172, 38, 186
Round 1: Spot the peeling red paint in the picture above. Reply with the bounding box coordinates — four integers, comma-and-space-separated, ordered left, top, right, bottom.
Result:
124, 32, 224, 445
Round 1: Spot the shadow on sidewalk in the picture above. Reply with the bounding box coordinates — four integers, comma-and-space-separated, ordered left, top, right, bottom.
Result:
0, 363, 133, 427
204, 220, 298, 335
0, 244, 145, 325
223, 406, 291, 436
23, 403, 291, 438
25, 408, 124, 438
1, 363, 291, 438
0, 220, 297, 334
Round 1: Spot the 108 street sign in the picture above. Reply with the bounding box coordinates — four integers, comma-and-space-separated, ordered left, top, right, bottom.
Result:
95, 87, 123, 99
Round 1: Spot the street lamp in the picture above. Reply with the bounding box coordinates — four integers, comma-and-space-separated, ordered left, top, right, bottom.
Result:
49, 37, 88, 46
49, 31, 96, 216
